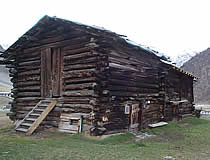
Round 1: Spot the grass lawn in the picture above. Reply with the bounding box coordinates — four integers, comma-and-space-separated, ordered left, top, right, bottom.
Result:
0, 115, 210, 160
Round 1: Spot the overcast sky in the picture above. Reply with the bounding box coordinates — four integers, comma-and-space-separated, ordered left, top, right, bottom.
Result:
0, 0, 210, 60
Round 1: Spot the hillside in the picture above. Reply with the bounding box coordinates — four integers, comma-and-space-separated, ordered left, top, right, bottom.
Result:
181, 48, 210, 104
0, 45, 12, 89
0, 45, 4, 52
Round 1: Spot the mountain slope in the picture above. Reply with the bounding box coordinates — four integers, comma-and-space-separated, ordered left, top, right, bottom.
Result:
181, 48, 210, 104
174, 53, 196, 67
0, 45, 12, 89
0, 45, 4, 52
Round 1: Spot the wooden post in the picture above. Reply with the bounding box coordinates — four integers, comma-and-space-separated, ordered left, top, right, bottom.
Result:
79, 116, 83, 133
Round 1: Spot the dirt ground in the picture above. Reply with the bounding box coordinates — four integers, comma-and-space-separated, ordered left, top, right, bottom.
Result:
0, 111, 69, 139
201, 116, 210, 120
0, 111, 12, 129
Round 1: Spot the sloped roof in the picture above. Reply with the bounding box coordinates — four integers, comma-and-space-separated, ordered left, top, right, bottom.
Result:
3, 15, 195, 78
5, 15, 168, 60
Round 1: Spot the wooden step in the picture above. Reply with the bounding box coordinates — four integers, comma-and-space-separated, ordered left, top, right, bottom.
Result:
21, 123, 32, 127
26, 118, 36, 121
16, 128, 28, 132
30, 113, 41, 116
39, 104, 50, 107
34, 108, 45, 112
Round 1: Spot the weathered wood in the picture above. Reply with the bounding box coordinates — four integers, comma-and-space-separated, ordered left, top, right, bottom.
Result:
63, 46, 93, 56
64, 51, 98, 61
6, 16, 194, 135
14, 81, 40, 87
64, 63, 96, 71
18, 69, 40, 76
23, 35, 89, 53
63, 90, 97, 97
109, 78, 159, 89
17, 92, 41, 97
52, 48, 62, 97
19, 60, 40, 66
18, 56, 40, 63
17, 65, 40, 71
63, 69, 96, 79
62, 104, 93, 109
17, 86, 40, 91
28, 100, 57, 135
64, 83, 97, 90
17, 76, 40, 82
109, 62, 138, 71
64, 56, 98, 65
41, 48, 52, 97
65, 77, 97, 84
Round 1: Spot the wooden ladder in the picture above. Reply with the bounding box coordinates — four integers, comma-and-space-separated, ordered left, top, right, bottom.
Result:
15, 99, 57, 135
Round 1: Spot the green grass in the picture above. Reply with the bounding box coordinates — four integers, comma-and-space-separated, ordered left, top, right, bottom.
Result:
0, 117, 210, 160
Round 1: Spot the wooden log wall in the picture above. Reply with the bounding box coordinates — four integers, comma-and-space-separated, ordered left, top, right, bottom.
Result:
8, 49, 41, 120
6, 28, 102, 127
163, 67, 194, 121
61, 40, 99, 121
141, 103, 162, 129
180, 75, 194, 115
96, 45, 164, 131
4, 19, 195, 134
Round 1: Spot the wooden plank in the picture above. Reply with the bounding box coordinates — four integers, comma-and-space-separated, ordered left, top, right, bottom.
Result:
17, 92, 41, 97
64, 83, 96, 90
21, 123, 33, 127
52, 48, 59, 97
19, 60, 40, 66
148, 122, 168, 128
60, 49, 64, 96
64, 51, 97, 61
41, 49, 45, 97
46, 49, 52, 97
18, 69, 40, 76
63, 90, 96, 97
65, 77, 96, 84
16, 128, 28, 132
63, 46, 93, 56
41, 48, 52, 97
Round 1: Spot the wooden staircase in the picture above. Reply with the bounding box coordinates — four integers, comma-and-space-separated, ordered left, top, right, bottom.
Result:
15, 99, 57, 135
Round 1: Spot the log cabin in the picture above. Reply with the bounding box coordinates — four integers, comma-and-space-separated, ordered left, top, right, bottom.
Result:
1, 15, 197, 135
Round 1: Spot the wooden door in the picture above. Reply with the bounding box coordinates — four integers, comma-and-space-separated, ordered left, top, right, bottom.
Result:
41, 48, 63, 98
130, 104, 140, 128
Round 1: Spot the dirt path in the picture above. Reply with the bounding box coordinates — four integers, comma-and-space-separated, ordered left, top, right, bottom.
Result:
0, 112, 12, 129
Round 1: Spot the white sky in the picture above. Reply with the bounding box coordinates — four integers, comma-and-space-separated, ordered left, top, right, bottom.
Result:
0, 0, 210, 60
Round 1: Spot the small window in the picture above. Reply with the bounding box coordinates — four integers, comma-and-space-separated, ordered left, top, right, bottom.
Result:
125, 104, 130, 114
